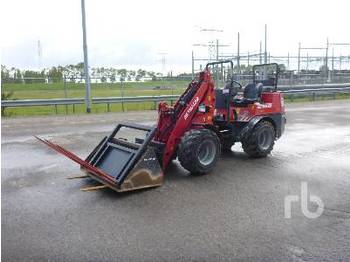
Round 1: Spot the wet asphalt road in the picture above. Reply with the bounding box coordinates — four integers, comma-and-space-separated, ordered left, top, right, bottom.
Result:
2, 100, 350, 261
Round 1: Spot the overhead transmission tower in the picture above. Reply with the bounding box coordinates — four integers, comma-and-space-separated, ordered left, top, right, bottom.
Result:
192, 27, 226, 76
327, 41, 350, 79
298, 43, 327, 74
157, 52, 168, 75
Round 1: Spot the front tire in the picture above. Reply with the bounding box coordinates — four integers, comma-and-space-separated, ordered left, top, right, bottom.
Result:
178, 129, 221, 174
241, 121, 275, 157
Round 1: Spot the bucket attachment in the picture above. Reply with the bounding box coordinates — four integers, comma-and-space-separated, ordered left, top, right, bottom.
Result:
36, 123, 163, 192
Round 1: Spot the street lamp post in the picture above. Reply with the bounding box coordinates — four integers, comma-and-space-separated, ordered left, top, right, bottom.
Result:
81, 0, 91, 113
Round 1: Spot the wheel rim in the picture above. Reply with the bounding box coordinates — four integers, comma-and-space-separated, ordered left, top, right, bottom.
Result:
258, 129, 273, 150
198, 140, 216, 166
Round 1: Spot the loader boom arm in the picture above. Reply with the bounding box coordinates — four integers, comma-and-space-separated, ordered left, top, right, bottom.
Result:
161, 70, 215, 168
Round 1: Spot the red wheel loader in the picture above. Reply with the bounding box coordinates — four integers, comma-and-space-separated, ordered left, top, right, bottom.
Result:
37, 61, 286, 192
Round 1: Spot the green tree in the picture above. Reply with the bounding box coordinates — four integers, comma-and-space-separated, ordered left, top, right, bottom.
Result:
1, 65, 10, 81
48, 66, 63, 82
147, 71, 157, 81
136, 69, 146, 81
117, 69, 127, 78
109, 68, 117, 83
1, 91, 14, 116
76, 62, 84, 71
319, 65, 328, 77
110, 74, 116, 83
278, 64, 286, 73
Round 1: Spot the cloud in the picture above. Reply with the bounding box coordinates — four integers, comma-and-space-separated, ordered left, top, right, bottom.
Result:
1, 0, 350, 73
92, 41, 155, 66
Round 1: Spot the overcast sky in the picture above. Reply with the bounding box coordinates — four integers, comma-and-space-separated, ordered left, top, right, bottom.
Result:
1, 0, 349, 73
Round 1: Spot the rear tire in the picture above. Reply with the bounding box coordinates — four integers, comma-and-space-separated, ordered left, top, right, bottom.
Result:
178, 129, 221, 174
241, 121, 275, 157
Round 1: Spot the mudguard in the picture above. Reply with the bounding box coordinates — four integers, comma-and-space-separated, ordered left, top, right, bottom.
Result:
237, 113, 285, 141
237, 116, 265, 141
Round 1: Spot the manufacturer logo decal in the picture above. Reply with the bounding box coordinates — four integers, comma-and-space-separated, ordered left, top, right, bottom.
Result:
184, 96, 200, 120
257, 103, 272, 109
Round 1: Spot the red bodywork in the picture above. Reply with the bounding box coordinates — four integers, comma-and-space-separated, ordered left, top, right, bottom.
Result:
215, 92, 285, 122
154, 69, 285, 169
155, 71, 216, 168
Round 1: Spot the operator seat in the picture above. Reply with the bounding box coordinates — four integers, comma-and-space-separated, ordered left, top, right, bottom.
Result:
214, 80, 240, 109
243, 82, 264, 100
233, 83, 263, 106
224, 80, 240, 97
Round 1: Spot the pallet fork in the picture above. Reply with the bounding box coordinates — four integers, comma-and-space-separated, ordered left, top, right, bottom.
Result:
36, 123, 163, 192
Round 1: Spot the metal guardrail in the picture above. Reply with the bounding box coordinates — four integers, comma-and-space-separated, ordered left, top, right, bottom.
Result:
93, 95, 179, 104
283, 87, 350, 94
2, 84, 350, 109
1, 95, 179, 107
282, 87, 350, 101
1, 98, 85, 107
279, 82, 350, 91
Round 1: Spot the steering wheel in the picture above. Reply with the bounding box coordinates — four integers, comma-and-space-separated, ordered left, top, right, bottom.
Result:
230, 80, 243, 89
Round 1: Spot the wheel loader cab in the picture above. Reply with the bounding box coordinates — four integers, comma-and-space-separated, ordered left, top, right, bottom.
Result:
214, 80, 270, 122
214, 72, 275, 111
232, 69, 279, 107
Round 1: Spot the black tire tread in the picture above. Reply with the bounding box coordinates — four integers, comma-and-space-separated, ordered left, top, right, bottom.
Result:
178, 129, 221, 174
241, 121, 275, 158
